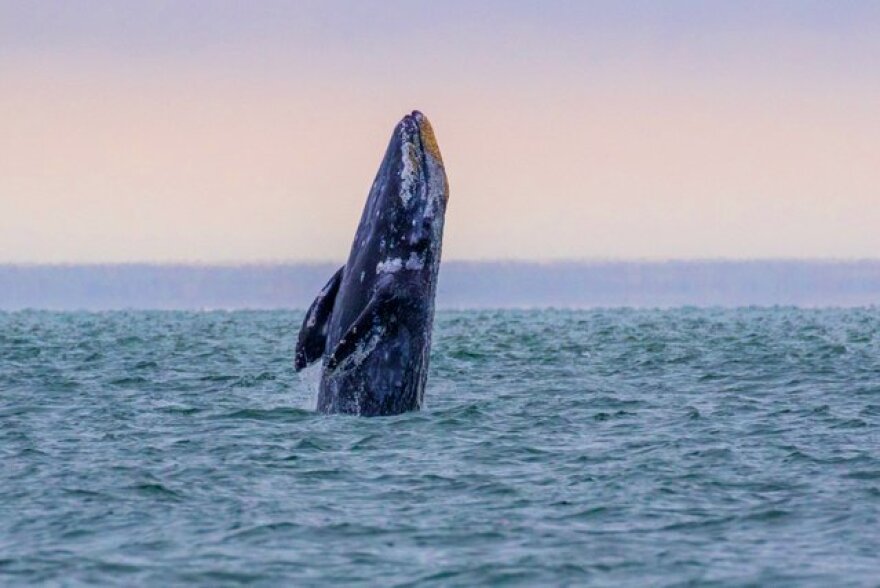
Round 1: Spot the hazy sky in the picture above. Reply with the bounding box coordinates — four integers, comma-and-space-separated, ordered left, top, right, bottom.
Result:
1, 1, 879, 262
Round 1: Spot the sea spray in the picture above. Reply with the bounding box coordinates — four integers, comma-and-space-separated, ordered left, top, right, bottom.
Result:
297, 361, 323, 411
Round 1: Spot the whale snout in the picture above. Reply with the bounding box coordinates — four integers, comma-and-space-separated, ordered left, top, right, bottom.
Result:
412, 111, 444, 167
391, 110, 448, 259
398, 111, 444, 168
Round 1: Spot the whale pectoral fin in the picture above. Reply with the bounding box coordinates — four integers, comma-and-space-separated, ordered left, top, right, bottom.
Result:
326, 279, 398, 371
295, 266, 344, 371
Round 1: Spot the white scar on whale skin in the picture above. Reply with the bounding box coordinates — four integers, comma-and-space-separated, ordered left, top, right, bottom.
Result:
405, 252, 424, 270
376, 258, 403, 274
399, 132, 420, 206
376, 253, 424, 274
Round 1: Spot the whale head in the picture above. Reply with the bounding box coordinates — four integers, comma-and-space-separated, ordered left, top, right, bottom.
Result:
389, 111, 447, 266
360, 111, 449, 283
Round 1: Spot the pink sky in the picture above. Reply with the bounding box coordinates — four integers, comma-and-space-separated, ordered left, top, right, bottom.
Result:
1, 2, 878, 262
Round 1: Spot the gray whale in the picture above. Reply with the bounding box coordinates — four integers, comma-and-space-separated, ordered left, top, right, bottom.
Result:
294, 111, 449, 416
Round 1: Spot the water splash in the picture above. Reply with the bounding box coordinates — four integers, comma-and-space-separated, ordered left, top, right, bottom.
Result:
296, 362, 322, 411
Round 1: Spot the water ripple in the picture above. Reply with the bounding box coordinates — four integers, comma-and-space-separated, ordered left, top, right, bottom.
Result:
1, 308, 879, 586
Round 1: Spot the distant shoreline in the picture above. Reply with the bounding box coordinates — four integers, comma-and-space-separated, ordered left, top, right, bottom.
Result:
1, 261, 879, 310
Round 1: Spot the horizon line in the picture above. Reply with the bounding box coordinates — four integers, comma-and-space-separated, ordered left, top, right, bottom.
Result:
3, 258, 880, 268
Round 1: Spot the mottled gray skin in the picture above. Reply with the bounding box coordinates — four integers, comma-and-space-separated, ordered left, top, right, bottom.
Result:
294, 111, 448, 416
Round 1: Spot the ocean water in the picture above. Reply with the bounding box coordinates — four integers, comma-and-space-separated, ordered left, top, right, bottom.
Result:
1, 309, 879, 586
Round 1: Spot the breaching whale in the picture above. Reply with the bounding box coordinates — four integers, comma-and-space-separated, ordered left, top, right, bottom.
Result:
294, 111, 449, 416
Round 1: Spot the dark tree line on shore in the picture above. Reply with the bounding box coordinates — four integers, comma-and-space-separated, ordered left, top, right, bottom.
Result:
1, 261, 878, 310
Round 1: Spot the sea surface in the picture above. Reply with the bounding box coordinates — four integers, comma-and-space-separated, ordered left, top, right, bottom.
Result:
2, 309, 879, 586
